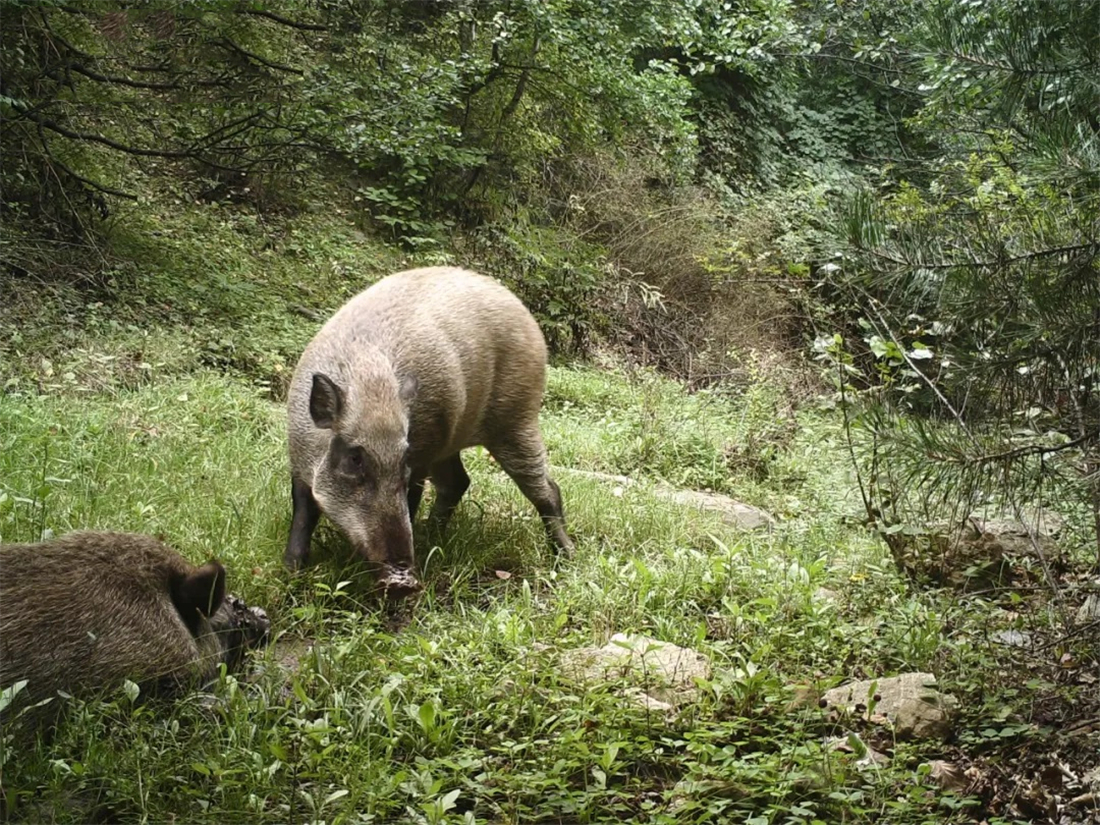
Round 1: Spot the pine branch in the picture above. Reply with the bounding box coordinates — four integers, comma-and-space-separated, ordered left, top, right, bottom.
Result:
866, 242, 1099, 271
926, 434, 1093, 466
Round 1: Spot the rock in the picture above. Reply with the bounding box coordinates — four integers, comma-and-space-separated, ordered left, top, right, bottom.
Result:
552, 467, 775, 530
968, 509, 1064, 537
895, 515, 1062, 589
1077, 594, 1100, 623
653, 487, 775, 530
822, 672, 959, 741
624, 688, 674, 713
994, 629, 1032, 647
813, 587, 840, 605
560, 633, 711, 709
894, 692, 959, 741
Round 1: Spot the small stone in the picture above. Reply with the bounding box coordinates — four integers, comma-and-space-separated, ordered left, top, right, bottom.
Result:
560, 633, 712, 707
1077, 594, 1100, 623
994, 629, 1032, 647
894, 692, 959, 741
822, 672, 959, 741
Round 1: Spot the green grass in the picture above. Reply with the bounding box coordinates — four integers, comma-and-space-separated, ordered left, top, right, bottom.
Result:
1, 362, 970, 824
0, 201, 1045, 825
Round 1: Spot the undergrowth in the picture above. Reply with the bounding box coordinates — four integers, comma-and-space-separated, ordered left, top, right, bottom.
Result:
0, 195, 1079, 825
1, 365, 967, 824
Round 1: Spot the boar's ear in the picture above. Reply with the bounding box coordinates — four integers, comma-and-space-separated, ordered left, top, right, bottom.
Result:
310, 372, 345, 429
171, 560, 227, 636
399, 374, 418, 403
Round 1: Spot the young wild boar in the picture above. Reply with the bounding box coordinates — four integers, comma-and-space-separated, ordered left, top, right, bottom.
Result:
0, 532, 270, 729
285, 266, 574, 594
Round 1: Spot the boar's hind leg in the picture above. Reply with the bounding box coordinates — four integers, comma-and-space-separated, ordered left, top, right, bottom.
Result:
427, 453, 470, 532
285, 477, 321, 570
488, 429, 575, 554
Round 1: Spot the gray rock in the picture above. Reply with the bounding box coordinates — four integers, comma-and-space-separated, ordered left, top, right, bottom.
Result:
968, 509, 1065, 537
1077, 594, 1100, 624
552, 467, 775, 530
560, 633, 711, 709
653, 486, 775, 530
822, 672, 959, 741
894, 692, 959, 741
994, 629, 1032, 647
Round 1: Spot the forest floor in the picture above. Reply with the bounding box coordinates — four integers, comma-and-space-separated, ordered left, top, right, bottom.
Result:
1, 200, 1098, 824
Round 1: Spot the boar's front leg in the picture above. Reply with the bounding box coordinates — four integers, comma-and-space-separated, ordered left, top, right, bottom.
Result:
285, 477, 321, 570
427, 453, 471, 533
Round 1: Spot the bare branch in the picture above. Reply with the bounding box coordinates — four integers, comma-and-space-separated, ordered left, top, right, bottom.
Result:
36, 122, 137, 200
220, 37, 304, 76
240, 9, 327, 32
65, 62, 228, 90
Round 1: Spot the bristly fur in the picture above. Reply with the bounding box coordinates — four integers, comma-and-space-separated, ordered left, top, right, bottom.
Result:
0, 531, 270, 730
284, 266, 574, 582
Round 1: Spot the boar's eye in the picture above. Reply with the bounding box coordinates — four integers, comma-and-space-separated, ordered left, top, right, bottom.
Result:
339, 445, 370, 480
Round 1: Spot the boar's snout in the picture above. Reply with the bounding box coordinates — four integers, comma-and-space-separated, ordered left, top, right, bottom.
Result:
359, 512, 419, 598
213, 594, 273, 671
376, 561, 421, 600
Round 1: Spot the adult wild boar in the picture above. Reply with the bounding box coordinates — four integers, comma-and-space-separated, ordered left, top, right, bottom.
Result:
285, 266, 574, 593
0, 532, 270, 729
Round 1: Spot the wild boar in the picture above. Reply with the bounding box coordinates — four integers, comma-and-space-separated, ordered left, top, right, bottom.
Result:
285, 266, 574, 594
0, 531, 270, 729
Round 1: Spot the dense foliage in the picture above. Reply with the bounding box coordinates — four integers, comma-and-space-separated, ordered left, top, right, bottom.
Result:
2, 0, 1097, 567
0, 0, 803, 236
817, 0, 1100, 568
2, 1, 1100, 822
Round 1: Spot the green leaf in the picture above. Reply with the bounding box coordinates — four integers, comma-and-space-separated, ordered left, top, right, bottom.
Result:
0, 680, 27, 713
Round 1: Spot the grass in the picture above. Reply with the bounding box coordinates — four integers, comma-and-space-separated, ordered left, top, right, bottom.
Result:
0, 199, 1065, 824
0, 364, 962, 824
